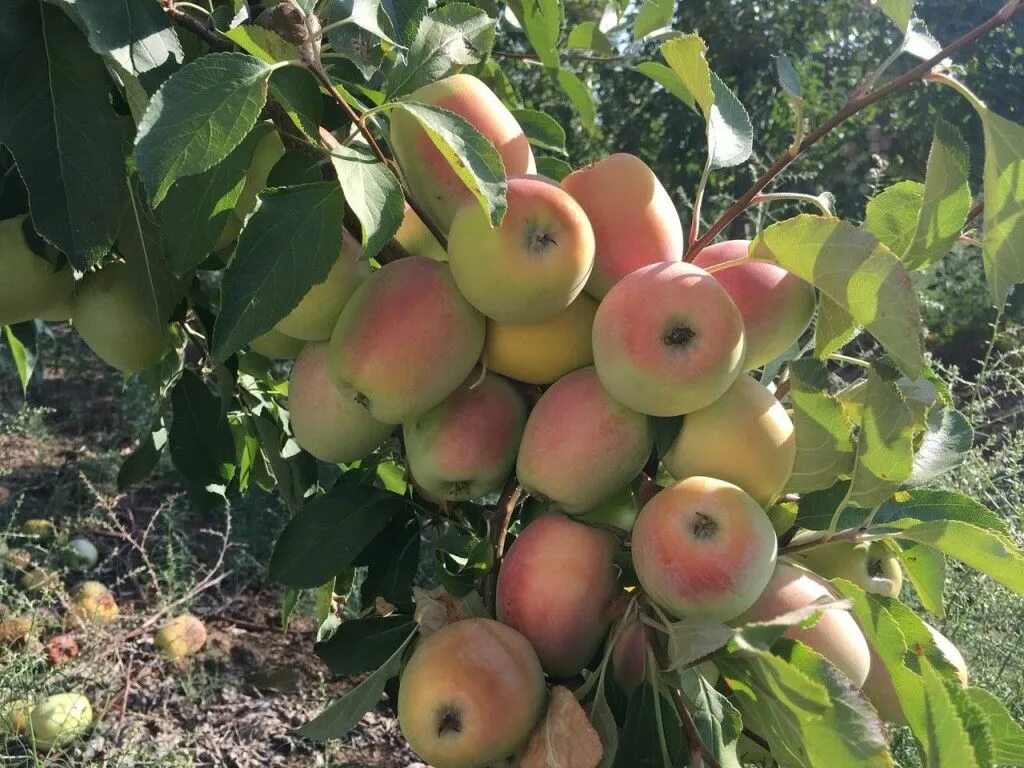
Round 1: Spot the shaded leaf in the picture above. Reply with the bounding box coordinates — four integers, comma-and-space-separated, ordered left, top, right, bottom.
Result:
170, 370, 236, 495
315, 615, 415, 676
785, 358, 856, 494
512, 109, 567, 155
921, 656, 981, 768
330, 146, 404, 260
897, 520, 1024, 596
980, 108, 1024, 306
898, 542, 946, 616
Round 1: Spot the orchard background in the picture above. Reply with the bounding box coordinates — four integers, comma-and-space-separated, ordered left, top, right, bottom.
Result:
1, 0, 1024, 766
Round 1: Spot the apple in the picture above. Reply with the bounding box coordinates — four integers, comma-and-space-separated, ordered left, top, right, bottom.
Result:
447, 175, 595, 323
796, 540, 903, 598
398, 618, 546, 768
154, 614, 208, 660
249, 328, 305, 360
592, 262, 746, 416
736, 560, 871, 687
68, 581, 119, 626
663, 374, 796, 506
28, 693, 92, 750
560, 153, 684, 298
389, 74, 535, 234
632, 477, 777, 621
396, 203, 448, 261
692, 240, 815, 369
288, 341, 394, 463
65, 538, 99, 570
404, 371, 526, 501
0, 216, 74, 326
483, 292, 597, 385
496, 513, 619, 676
327, 257, 486, 423
516, 367, 653, 514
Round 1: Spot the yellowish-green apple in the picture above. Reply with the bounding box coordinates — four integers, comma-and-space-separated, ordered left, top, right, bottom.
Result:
72, 261, 169, 373
404, 372, 525, 501
389, 74, 535, 234
632, 477, 777, 621
215, 126, 286, 249
68, 581, 119, 626
483, 293, 597, 385
516, 367, 653, 514
736, 560, 871, 686
496, 513, 618, 676
691, 240, 815, 369
796, 540, 903, 598
0, 615, 35, 644
592, 262, 746, 416
663, 375, 796, 506
274, 231, 367, 341
560, 154, 683, 298
249, 328, 305, 359
327, 257, 485, 423
861, 621, 968, 724
22, 518, 56, 543
396, 203, 447, 261
154, 614, 208, 660
37, 293, 73, 322
29, 693, 93, 750
0, 698, 32, 736
0, 216, 74, 326
577, 486, 639, 534
447, 175, 595, 323
288, 342, 393, 463
397, 618, 545, 768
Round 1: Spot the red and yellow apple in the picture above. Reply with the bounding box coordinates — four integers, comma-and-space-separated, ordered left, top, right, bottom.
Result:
447, 175, 595, 323
592, 262, 746, 416
404, 372, 526, 501
154, 614, 208, 660
632, 477, 777, 621
663, 375, 796, 506
496, 513, 619, 677
561, 154, 683, 298
516, 367, 653, 514
398, 618, 545, 768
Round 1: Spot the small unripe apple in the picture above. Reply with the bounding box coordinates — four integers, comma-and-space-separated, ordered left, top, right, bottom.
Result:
68, 581, 119, 626
249, 328, 305, 360
592, 262, 746, 416
28, 693, 93, 750
447, 175, 595, 323
154, 614, 208, 660
2, 547, 33, 572
632, 477, 777, 621
0, 216, 74, 326
21, 518, 56, 543
611, 620, 649, 695
796, 540, 903, 598
397, 618, 546, 768
65, 538, 99, 570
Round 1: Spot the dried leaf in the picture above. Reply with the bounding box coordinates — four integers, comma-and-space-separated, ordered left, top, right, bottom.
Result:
521, 686, 603, 768
412, 586, 472, 637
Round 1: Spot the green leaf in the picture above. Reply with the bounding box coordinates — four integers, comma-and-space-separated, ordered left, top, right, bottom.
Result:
212, 182, 346, 361
897, 520, 1024, 597
663, 618, 732, 670
634, 0, 674, 40
908, 407, 973, 486
980, 108, 1024, 306
170, 370, 236, 497
556, 68, 596, 130
0, 0, 126, 269
382, 0, 428, 47
588, 681, 619, 768
567, 21, 613, 54
392, 102, 507, 227
776, 53, 803, 103
874, 0, 914, 31
535, 155, 572, 181
690, 675, 743, 768
323, 0, 399, 48
330, 146, 404, 260
315, 615, 416, 676
387, 3, 495, 97
299, 626, 416, 741
3, 321, 37, 395
847, 362, 916, 507
357, 514, 420, 608
269, 482, 402, 588
962, 687, 1024, 766
159, 122, 278, 274
652, 415, 684, 459
134, 52, 273, 206
863, 181, 926, 258
632, 62, 695, 110
898, 542, 946, 616
707, 72, 753, 169
511, 109, 567, 155
902, 18, 941, 61
253, 415, 315, 513
50, 0, 183, 93
921, 656, 981, 768
814, 295, 858, 359
509, 0, 563, 68
613, 683, 686, 767
750, 215, 924, 376
906, 119, 971, 269
660, 34, 713, 113
225, 25, 301, 64
785, 359, 856, 494
117, 419, 168, 491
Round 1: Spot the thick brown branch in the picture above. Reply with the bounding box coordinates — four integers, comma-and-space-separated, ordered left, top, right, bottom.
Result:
687, 0, 1023, 259
484, 478, 523, 613
643, 606, 723, 768
965, 201, 985, 228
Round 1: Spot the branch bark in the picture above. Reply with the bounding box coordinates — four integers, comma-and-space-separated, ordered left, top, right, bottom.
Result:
484, 478, 523, 613
686, 0, 1024, 259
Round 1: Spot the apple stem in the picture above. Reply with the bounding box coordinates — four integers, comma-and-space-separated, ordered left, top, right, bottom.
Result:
686, 0, 1024, 260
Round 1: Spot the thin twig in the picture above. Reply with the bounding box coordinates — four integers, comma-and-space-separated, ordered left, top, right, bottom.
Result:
492, 49, 627, 64
687, 0, 1024, 259
965, 201, 985, 228
484, 478, 523, 613
161, 0, 232, 51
